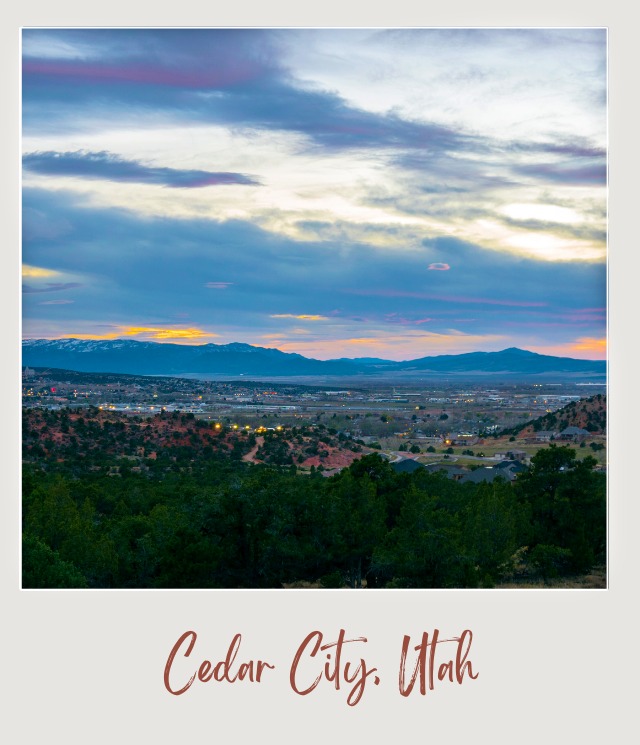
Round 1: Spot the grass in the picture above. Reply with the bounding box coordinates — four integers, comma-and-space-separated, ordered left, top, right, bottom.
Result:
497, 565, 606, 589
386, 437, 608, 467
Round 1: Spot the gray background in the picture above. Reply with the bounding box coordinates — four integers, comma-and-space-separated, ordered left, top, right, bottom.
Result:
3, 2, 636, 742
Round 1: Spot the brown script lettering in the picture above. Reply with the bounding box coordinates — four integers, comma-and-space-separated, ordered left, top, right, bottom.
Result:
289, 629, 380, 706
399, 629, 478, 696
164, 631, 275, 695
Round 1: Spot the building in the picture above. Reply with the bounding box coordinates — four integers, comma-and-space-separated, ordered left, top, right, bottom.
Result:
534, 430, 556, 442
460, 467, 516, 484
495, 449, 528, 461
558, 426, 590, 442
423, 463, 467, 481
445, 433, 479, 446
392, 459, 425, 474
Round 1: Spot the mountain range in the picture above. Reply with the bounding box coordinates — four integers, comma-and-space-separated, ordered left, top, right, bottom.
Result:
22, 338, 607, 379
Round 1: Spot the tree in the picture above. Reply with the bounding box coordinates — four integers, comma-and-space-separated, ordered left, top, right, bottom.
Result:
24, 476, 81, 553
463, 481, 524, 581
374, 486, 467, 588
515, 445, 605, 574
22, 534, 87, 588
328, 470, 386, 588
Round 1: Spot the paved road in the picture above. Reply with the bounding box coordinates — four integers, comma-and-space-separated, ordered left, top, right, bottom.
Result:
385, 450, 505, 465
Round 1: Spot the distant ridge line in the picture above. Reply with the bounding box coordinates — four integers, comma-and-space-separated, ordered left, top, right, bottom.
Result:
21, 338, 606, 378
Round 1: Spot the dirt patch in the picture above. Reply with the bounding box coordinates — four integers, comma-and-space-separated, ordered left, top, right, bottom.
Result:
242, 436, 264, 463
300, 448, 371, 470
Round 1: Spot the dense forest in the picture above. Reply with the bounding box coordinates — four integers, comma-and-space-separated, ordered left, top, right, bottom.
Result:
22, 408, 606, 589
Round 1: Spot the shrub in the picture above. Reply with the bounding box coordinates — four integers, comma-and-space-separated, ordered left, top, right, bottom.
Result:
529, 544, 572, 581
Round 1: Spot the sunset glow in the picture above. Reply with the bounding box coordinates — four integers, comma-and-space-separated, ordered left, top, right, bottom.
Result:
22, 29, 606, 361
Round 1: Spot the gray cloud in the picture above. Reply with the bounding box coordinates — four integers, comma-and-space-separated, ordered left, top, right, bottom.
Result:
23, 187, 606, 346
23, 150, 261, 188
499, 216, 607, 244
513, 161, 606, 186
23, 281, 83, 293
22, 29, 606, 202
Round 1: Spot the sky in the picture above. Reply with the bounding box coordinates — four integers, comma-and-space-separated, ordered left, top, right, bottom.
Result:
21, 28, 607, 361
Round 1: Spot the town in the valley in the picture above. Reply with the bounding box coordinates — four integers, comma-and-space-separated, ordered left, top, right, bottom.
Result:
22, 365, 606, 478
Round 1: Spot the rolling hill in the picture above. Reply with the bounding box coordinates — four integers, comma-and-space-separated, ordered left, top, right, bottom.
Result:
500, 393, 607, 436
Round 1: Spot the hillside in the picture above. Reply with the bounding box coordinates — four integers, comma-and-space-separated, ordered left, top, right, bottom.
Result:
500, 394, 606, 437
22, 407, 606, 590
22, 406, 369, 472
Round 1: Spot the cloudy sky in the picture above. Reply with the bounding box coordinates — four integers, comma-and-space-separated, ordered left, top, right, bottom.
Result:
22, 28, 606, 360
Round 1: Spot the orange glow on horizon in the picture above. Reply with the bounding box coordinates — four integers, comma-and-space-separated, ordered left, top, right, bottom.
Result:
529, 337, 607, 360
124, 326, 218, 341
274, 331, 505, 359
22, 264, 61, 278
51, 325, 218, 343
34, 327, 606, 361
570, 337, 607, 354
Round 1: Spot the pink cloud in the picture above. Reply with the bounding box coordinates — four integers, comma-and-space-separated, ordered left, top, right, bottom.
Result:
384, 313, 433, 326
24, 60, 261, 89
428, 262, 450, 271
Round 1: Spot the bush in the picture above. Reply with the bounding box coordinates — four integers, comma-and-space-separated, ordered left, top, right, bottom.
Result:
320, 571, 345, 588
529, 544, 572, 582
